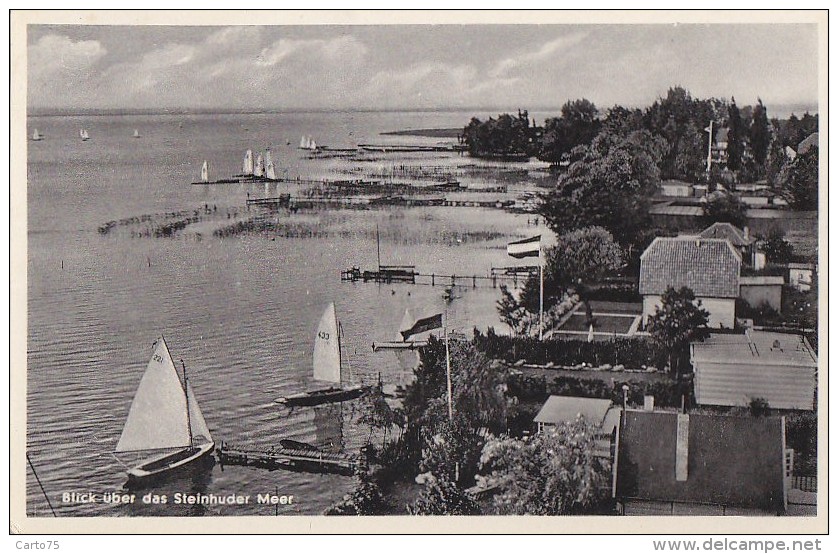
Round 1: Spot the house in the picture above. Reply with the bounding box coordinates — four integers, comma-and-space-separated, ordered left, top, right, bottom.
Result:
639, 237, 741, 329
788, 262, 815, 292
660, 180, 694, 198
797, 132, 818, 156
533, 395, 621, 457
697, 222, 757, 265
739, 275, 784, 311
691, 331, 817, 410
615, 410, 788, 515
710, 127, 729, 164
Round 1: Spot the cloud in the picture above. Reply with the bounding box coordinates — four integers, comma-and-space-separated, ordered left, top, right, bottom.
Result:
489, 32, 589, 79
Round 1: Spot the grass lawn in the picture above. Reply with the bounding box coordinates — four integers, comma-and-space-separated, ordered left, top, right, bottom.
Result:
558, 313, 637, 334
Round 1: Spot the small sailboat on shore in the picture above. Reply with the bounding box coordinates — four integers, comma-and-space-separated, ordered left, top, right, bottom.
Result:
114, 337, 214, 488
79, 128, 90, 141
372, 308, 429, 352
275, 303, 372, 407
31, 129, 44, 141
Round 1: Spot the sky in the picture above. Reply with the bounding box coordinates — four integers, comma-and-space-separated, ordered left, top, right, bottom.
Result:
26, 24, 820, 114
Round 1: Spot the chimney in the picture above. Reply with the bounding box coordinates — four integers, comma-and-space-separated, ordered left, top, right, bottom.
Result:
675, 414, 689, 482
643, 395, 655, 411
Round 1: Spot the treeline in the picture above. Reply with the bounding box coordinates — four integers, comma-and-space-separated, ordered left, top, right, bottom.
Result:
463, 87, 818, 186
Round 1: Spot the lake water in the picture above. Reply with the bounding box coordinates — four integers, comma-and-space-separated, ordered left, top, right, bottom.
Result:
25, 110, 554, 516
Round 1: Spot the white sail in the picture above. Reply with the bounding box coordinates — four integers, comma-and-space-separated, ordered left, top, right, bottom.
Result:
133, 129, 141, 138
116, 338, 191, 453
300, 135, 307, 148
243, 149, 254, 174
80, 129, 90, 140
32, 129, 42, 140
200, 160, 209, 182
186, 382, 213, 445
266, 160, 276, 180
254, 153, 264, 177
313, 303, 341, 384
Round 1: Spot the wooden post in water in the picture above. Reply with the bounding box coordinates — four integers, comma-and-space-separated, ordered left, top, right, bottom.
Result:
431, 273, 435, 286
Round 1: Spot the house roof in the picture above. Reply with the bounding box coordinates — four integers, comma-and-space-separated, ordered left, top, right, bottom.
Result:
615, 410, 786, 512
797, 132, 818, 155
698, 222, 755, 247
639, 237, 741, 298
691, 331, 817, 410
533, 395, 613, 427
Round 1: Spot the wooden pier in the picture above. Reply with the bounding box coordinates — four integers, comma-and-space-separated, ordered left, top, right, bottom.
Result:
215, 442, 356, 476
341, 265, 538, 288
246, 193, 291, 207
358, 143, 466, 153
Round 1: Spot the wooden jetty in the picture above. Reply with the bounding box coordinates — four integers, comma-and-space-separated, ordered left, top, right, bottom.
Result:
358, 143, 466, 153
342, 265, 539, 288
246, 193, 291, 207
215, 442, 356, 476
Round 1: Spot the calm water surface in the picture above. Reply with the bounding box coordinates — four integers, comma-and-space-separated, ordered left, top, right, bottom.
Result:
26, 110, 553, 516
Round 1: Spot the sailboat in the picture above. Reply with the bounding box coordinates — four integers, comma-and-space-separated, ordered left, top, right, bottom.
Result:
31, 129, 44, 141
200, 160, 209, 183
79, 128, 90, 141
253, 152, 265, 178
133, 129, 141, 139
274, 303, 373, 407
265, 148, 277, 180
299, 135, 319, 151
242, 149, 254, 176
114, 337, 214, 487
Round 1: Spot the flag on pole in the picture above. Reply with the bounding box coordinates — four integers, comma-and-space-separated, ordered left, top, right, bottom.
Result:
507, 235, 541, 259
587, 323, 595, 343
401, 313, 443, 340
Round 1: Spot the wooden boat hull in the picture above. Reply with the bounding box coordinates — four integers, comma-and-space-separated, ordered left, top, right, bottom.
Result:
371, 340, 428, 352
125, 442, 215, 489
274, 385, 372, 407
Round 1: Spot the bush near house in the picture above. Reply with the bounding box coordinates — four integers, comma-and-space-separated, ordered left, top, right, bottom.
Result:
474, 328, 664, 369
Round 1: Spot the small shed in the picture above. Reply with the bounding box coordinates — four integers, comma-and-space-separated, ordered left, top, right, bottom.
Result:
739, 275, 784, 311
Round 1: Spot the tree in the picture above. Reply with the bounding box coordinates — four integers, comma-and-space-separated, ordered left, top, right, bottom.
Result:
727, 98, 745, 172
750, 98, 771, 169
324, 467, 388, 515
539, 99, 601, 165
495, 227, 623, 331
648, 287, 710, 375
462, 111, 533, 159
408, 474, 481, 515
477, 418, 612, 515
539, 131, 661, 246
765, 125, 788, 188
777, 147, 818, 210
703, 192, 748, 228
762, 229, 794, 264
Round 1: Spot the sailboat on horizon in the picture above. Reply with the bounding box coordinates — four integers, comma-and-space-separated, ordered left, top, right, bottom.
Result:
274, 303, 372, 407
114, 337, 214, 488
79, 128, 90, 141
299, 135, 319, 151
31, 129, 44, 141
133, 129, 141, 139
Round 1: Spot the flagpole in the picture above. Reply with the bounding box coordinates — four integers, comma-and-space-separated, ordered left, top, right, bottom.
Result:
539, 244, 544, 341
444, 308, 453, 422
705, 120, 713, 175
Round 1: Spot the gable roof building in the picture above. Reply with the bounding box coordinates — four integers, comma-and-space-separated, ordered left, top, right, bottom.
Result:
639, 237, 741, 328
615, 410, 788, 515
698, 222, 755, 248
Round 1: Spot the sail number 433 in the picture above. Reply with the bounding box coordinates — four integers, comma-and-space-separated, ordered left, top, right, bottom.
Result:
318, 332, 330, 340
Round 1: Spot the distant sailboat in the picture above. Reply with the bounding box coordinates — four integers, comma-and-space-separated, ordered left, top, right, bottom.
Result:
200, 160, 209, 183
243, 149, 254, 175
133, 129, 141, 139
299, 135, 308, 149
275, 303, 372, 407
254, 153, 265, 178
79, 128, 90, 141
299, 135, 319, 151
114, 337, 214, 488
265, 148, 277, 180
31, 129, 44, 141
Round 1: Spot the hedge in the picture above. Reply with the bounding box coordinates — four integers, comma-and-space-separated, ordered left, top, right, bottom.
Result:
474, 328, 664, 369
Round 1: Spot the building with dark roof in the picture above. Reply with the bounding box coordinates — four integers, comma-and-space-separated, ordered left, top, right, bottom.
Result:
639, 237, 741, 328
797, 132, 818, 156
691, 331, 816, 410
615, 410, 788, 515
